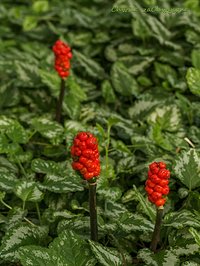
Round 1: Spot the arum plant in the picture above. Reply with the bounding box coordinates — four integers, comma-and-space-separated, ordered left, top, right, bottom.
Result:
145, 162, 170, 252
71, 132, 101, 241
52, 40, 72, 123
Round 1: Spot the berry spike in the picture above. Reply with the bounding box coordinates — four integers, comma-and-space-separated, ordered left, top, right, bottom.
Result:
145, 161, 170, 207
71, 132, 100, 181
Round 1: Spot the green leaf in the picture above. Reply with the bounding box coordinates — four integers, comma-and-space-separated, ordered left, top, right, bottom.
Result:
40, 69, 60, 97
31, 117, 64, 144
0, 191, 5, 201
31, 158, 61, 175
101, 80, 116, 103
147, 105, 181, 132
111, 61, 139, 97
20, 246, 53, 266
89, 241, 123, 266
186, 68, 200, 96
74, 50, 105, 79
189, 227, 200, 246
41, 173, 84, 193
32, 0, 49, 13
192, 49, 200, 69
15, 60, 39, 87
122, 185, 156, 222
67, 75, 87, 102
63, 93, 81, 120
174, 149, 200, 190
0, 224, 48, 262
6, 121, 28, 144
6, 207, 27, 231
129, 99, 159, 120
0, 168, 18, 192
118, 212, 154, 233
137, 248, 180, 266
15, 180, 43, 203
19, 230, 95, 266
23, 16, 38, 31
164, 210, 200, 229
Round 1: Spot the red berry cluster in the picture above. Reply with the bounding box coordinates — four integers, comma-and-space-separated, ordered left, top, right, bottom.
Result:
52, 40, 72, 78
145, 162, 170, 207
71, 132, 100, 181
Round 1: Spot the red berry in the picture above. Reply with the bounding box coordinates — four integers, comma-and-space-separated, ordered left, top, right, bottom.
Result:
162, 186, 170, 195
155, 198, 166, 207
154, 185, 163, 193
149, 162, 158, 171
150, 174, 160, 184
76, 132, 88, 141
159, 179, 169, 186
145, 186, 153, 195
146, 180, 155, 188
159, 162, 166, 169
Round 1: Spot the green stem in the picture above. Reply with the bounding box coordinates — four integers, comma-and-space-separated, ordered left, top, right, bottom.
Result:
1, 200, 12, 210
89, 182, 98, 241
36, 202, 42, 225
22, 201, 26, 211
150, 206, 164, 252
17, 159, 28, 179
55, 78, 65, 123
1, 200, 35, 226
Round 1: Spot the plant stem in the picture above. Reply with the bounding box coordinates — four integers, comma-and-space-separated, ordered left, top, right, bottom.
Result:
150, 206, 164, 252
55, 78, 65, 123
89, 182, 98, 241
1, 200, 35, 226
35, 202, 42, 225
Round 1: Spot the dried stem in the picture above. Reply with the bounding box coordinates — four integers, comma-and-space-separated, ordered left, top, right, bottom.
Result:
150, 206, 164, 252
55, 78, 65, 123
89, 182, 98, 241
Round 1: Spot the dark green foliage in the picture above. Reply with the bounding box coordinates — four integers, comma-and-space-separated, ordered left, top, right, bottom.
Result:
0, 0, 200, 265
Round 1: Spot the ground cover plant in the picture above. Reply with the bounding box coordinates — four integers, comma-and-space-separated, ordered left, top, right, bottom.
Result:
1, 0, 200, 265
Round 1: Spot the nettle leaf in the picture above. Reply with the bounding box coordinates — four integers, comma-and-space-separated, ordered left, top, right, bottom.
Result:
6, 207, 27, 231
23, 16, 38, 31
118, 212, 154, 233
191, 49, 200, 69
89, 241, 122, 266
0, 191, 5, 201
164, 210, 200, 229
19, 230, 95, 266
147, 105, 181, 132
186, 68, 200, 96
0, 168, 18, 192
0, 224, 48, 262
57, 217, 90, 237
63, 92, 81, 120
15, 180, 43, 202
14, 60, 39, 87
122, 185, 156, 222
74, 50, 105, 79
40, 69, 60, 97
111, 61, 139, 97
128, 99, 159, 120
41, 173, 84, 193
138, 248, 180, 266
19, 246, 53, 266
67, 75, 87, 102
101, 80, 116, 103
174, 149, 200, 190
31, 158, 61, 175
6, 121, 28, 144
31, 117, 64, 144
189, 227, 200, 246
